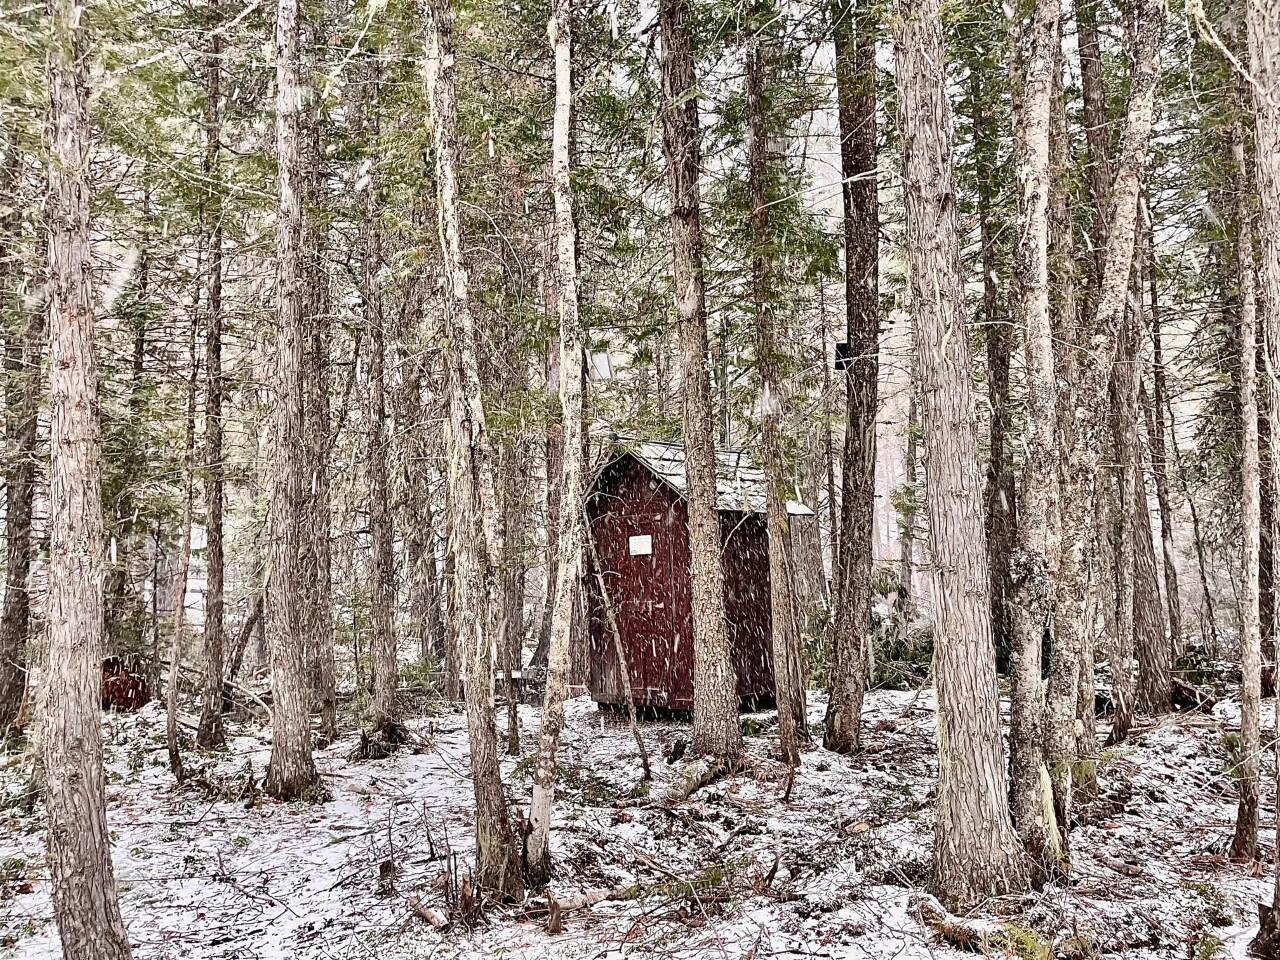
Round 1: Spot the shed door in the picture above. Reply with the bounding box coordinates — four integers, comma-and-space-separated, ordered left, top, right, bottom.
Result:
608, 507, 675, 704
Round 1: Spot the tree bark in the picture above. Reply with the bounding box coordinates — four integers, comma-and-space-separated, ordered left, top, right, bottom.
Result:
892, 0, 1029, 907
0, 144, 40, 738
1231, 114, 1262, 862
196, 4, 227, 751
1007, 0, 1061, 871
1144, 224, 1183, 655
167, 313, 201, 780
303, 73, 337, 746
748, 35, 806, 766
425, 0, 525, 898
1134, 386, 1171, 713
528, 0, 587, 881
657, 0, 743, 763
1253, 0, 1280, 903
265, 0, 321, 801
1046, 37, 1089, 837
1053, 0, 1164, 812
364, 56, 400, 743
824, 0, 879, 755
973, 62, 1016, 674
43, 0, 135, 950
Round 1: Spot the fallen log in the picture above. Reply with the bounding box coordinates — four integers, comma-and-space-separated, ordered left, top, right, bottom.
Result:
665, 759, 724, 804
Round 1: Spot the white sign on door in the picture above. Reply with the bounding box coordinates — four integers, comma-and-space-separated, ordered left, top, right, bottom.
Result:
628, 534, 652, 556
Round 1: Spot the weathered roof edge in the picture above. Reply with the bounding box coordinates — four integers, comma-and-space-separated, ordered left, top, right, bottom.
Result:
589, 434, 815, 517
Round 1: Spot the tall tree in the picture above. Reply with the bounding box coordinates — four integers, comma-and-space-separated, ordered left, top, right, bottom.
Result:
265, 0, 322, 801
823, 0, 879, 755
303, 44, 338, 746
0, 142, 39, 738
364, 55, 400, 744
657, 0, 744, 763
527, 0, 587, 881
892, 0, 1028, 906
972, 62, 1016, 674
1051, 0, 1164, 820
1249, 0, 1280, 912
424, 0, 525, 897
1230, 115, 1262, 862
1007, 0, 1061, 870
196, 2, 227, 751
748, 22, 805, 766
43, 0, 135, 951
1144, 225, 1182, 652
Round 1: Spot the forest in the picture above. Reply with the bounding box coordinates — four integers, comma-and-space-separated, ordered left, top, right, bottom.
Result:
2, 0, 1280, 953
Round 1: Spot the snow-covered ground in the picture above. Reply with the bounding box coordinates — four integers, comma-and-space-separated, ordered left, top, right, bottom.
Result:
0, 688, 1273, 959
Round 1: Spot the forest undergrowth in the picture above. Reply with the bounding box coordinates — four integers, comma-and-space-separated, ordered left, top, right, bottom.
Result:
0, 688, 1268, 960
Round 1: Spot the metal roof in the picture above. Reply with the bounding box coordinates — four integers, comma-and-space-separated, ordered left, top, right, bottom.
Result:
602, 438, 815, 517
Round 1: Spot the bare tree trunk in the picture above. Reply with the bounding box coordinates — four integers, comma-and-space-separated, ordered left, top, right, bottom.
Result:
1053, 0, 1164, 820
824, 0, 878, 755
1231, 114, 1262, 862
167, 313, 201, 780
498, 446, 524, 755
973, 61, 1016, 674
1261, 353, 1276, 665
657, 0, 743, 763
533, 330, 564, 672
265, 0, 321, 801
1249, 10, 1280, 927
1145, 225, 1183, 652
1047, 47, 1088, 839
892, 0, 1029, 907
304, 104, 337, 746
897, 378, 918, 624
0, 145, 40, 738
43, 0, 134, 950
364, 59, 400, 743
528, 0, 587, 881
1134, 388, 1170, 713
1254, 0, 1280, 904
197, 6, 227, 751
1133, 474, 1167, 690
425, 0, 524, 898
1007, 0, 1061, 871
1110, 332, 1139, 744
747, 34, 805, 766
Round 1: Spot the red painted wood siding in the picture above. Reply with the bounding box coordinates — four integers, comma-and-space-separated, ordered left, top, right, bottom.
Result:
586, 454, 775, 710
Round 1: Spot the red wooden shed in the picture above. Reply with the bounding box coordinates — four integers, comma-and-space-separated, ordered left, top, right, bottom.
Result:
585, 439, 813, 711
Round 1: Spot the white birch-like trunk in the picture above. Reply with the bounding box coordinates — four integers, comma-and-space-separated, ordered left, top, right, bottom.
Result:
1007, 0, 1062, 871
527, 0, 587, 882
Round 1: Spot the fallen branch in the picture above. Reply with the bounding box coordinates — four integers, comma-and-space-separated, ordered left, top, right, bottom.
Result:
664, 759, 724, 804
520, 884, 632, 921
912, 893, 1005, 952
407, 897, 450, 930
